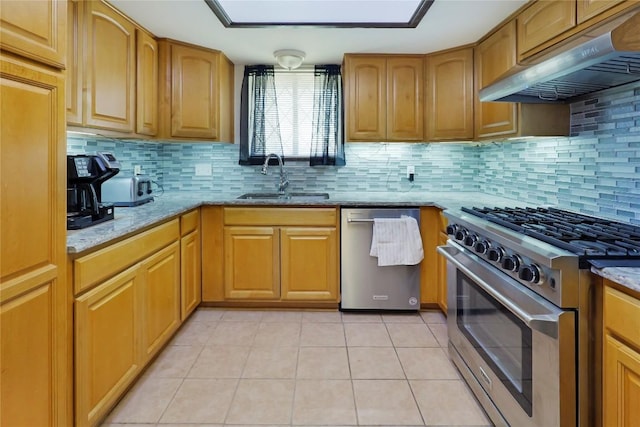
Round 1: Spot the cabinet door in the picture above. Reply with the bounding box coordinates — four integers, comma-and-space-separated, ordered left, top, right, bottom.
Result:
171, 43, 219, 138
0, 0, 66, 68
577, 0, 625, 23
475, 20, 518, 139
141, 242, 181, 360
280, 227, 338, 301
84, 0, 136, 132
1, 56, 68, 427
603, 335, 640, 427
181, 229, 202, 320
387, 56, 424, 141
224, 226, 280, 299
437, 232, 448, 313
66, 0, 83, 125
345, 56, 386, 141
75, 266, 141, 427
517, 1, 576, 61
136, 30, 158, 136
425, 48, 474, 141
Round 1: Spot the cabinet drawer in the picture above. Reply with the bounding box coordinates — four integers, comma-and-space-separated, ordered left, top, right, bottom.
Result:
180, 209, 199, 236
224, 207, 337, 226
74, 219, 179, 294
605, 285, 640, 347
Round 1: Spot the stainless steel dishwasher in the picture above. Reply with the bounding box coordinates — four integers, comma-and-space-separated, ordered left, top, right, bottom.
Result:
340, 207, 421, 310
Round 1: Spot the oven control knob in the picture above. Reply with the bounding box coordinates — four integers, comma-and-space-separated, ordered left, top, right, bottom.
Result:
474, 240, 491, 254
487, 247, 504, 262
501, 255, 521, 272
454, 228, 467, 241
463, 233, 478, 247
446, 224, 458, 236
519, 264, 541, 283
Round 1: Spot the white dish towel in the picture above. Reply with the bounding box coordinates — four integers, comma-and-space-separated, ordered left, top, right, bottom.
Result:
369, 215, 424, 266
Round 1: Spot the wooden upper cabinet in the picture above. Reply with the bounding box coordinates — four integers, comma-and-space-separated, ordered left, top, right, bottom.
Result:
345, 55, 386, 141
0, 0, 66, 68
84, 0, 136, 132
345, 54, 423, 141
474, 20, 518, 138
425, 47, 474, 141
577, 0, 626, 23
158, 39, 234, 141
136, 30, 158, 136
517, 0, 576, 61
387, 57, 424, 141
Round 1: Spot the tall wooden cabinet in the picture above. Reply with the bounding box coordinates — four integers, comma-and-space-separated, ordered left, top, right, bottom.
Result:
345, 54, 424, 142
158, 39, 234, 141
425, 47, 474, 141
0, 0, 66, 68
0, 36, 69, 427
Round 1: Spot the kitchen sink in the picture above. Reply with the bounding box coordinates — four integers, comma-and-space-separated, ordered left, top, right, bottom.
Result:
237, 192, 330, 200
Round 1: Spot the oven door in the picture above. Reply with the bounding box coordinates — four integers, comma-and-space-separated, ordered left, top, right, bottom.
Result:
438, 243, 576, 427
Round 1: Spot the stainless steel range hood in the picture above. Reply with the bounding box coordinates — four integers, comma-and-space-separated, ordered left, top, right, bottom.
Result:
480, 11, 640, 103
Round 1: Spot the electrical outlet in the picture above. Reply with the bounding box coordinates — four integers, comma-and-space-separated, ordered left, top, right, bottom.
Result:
134, 165, 142, 175
406, 165, 415, 181
195, 163, 212, 176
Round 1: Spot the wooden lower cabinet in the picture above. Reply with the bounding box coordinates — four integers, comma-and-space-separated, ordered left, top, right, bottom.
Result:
141, 242, 181, 360
224, 226, 281, 300
603, 282, 640, 427
281, 227, 338, 301
216, 207, 340, 305
72, 219, 186, 426
181, 228, 202, 320
604, 335, 640, 426
75, 266, 141, 427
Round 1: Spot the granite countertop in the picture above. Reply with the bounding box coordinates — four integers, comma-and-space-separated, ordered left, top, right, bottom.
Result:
67, 189, 640, 295
591, 267, 640, 295
66, 190, 524, 254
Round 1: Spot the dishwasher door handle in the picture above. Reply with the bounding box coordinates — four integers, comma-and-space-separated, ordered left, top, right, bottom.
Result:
347, 218, 375, 223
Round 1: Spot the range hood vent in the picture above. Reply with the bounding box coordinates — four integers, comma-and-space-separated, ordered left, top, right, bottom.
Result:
480, 11, 640, 103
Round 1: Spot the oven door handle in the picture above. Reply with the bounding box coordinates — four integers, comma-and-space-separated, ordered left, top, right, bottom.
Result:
437, 245, 560, 339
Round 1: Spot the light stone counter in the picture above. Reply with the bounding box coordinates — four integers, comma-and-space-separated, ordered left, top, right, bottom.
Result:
591, 267, 640, 294
66, 190, 525, 254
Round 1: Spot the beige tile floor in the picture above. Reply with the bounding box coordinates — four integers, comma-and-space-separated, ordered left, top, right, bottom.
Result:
102, 308, 492, 427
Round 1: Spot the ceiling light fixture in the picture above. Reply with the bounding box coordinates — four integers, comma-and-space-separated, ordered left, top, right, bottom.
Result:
274, 49, 305, 70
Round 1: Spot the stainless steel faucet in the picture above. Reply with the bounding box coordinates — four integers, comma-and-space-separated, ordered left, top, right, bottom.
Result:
261, 153, 289, 193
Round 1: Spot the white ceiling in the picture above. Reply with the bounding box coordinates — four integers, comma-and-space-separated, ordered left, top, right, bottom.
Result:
107, 0, 528, 65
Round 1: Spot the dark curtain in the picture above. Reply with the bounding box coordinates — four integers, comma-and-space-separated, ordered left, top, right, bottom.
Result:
239, 65, 283, 165
310, 65, 345, 166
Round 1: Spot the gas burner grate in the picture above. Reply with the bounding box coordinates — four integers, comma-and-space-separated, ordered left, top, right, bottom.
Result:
462, 206, 640, 258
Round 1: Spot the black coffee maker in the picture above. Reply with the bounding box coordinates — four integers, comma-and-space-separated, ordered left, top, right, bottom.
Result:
67, 152, 121, 229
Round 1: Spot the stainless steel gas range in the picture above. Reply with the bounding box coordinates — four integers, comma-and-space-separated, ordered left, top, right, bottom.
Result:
438, 207, 640, 427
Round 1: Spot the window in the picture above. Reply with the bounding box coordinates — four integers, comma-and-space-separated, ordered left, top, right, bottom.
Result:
269, 70, 314, 158
240, 65, 345, 166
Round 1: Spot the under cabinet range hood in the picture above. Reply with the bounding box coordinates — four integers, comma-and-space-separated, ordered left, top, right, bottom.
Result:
480, 11, 640, 103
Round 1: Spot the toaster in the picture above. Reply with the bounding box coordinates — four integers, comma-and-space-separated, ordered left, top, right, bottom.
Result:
101, 175, 154, 206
